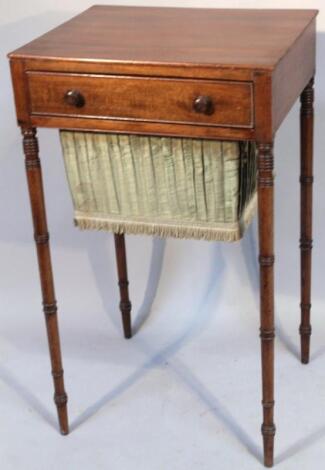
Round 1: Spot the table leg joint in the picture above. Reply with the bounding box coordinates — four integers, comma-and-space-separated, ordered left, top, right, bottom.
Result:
260, 328, 275, 341
54, 392, 68, 407
299, 238, 313, 251
43, 301, 58, 316
34, 232, 50, 244
261, 424, 276, 437
52, 369, 64, 379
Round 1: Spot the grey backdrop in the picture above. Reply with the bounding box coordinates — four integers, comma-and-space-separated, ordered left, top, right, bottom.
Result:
1, 1, 325, 469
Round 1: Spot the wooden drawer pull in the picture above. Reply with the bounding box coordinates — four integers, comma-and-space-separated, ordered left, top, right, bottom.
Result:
64, 89, 85, 108
193, 95, 214, 115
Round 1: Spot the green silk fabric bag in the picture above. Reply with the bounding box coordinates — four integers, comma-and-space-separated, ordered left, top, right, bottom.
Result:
60, 132, 257, 242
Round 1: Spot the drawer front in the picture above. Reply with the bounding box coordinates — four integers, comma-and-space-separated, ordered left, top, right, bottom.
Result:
27, 72, 253, 128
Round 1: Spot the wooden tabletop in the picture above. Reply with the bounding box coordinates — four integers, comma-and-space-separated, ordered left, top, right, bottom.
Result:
8, 6, 318, 142
9, 6, 318, 70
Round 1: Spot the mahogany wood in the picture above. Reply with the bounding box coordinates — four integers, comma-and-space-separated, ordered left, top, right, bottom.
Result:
28, 115, 256, 142
22, 127, 68, 435
7, 6, 318, 467
300, 79, 314, 364
272, 20, 316, 133
8, 7, 317, 141
26, 72, 253, 129
114, 234, 132, 339
257, 142, 276, 468
18, 56, 256, 81
9, 6, 317, 69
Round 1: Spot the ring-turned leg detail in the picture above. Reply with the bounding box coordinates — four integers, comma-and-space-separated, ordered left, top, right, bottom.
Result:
22, 127, 69, 435
257, 142, 276, 467
114, 234, 132, 339
300, 78, 314, 364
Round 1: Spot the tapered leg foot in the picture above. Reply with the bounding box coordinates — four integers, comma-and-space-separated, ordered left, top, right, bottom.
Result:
114, 234, 132, 339
299, 78, 314, 365
257, 142, 276, 467
300, 323, 311, 364
120, 300, 132, 339
54, 391, 69, 435
262, 423, 276, 467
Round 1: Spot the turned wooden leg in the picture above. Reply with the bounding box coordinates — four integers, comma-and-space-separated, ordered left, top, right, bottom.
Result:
299, 78, 314, 364
114, 234, 132, 339
22, 127, 68, 434
257, 142, 276, 467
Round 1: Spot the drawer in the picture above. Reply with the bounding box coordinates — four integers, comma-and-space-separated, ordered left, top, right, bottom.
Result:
27, 72, 254, 129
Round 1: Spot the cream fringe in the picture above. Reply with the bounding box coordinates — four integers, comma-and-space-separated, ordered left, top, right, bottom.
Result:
74, 193, 257, 242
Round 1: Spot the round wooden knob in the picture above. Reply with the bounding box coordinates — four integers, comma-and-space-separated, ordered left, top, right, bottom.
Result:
64, 89, 85, 108
193, 95, 214, 115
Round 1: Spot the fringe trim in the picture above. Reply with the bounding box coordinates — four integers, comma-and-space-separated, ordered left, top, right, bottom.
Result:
74, 193, 257, 243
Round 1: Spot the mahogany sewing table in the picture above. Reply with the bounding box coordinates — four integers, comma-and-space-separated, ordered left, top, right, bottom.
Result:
8, 6, 318, 467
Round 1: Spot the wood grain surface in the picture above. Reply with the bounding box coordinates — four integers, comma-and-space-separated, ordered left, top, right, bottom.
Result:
9, 6, 317, 69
